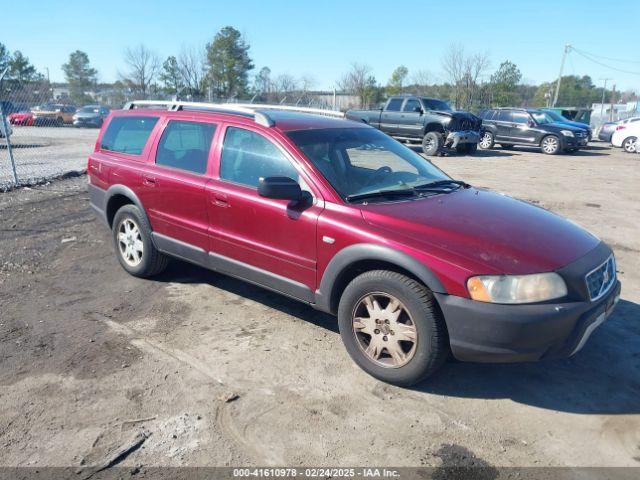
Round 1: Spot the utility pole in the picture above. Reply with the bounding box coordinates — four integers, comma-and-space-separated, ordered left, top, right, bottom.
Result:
552, 44, 571, 107
610, 84, 616, 121
599, 78, 610, 123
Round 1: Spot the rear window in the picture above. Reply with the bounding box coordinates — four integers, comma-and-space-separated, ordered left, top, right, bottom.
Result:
100, 116, 159, 155
156, 120, 216, 174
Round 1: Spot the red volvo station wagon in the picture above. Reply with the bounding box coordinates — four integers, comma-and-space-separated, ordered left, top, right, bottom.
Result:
88, 101, 621, 385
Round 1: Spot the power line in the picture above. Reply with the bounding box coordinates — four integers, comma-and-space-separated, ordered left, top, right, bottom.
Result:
571, 48, 640, 76
571, 47, 640, 64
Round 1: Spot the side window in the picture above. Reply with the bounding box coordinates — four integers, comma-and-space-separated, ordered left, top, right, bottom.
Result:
100, 116, 159, 155
386, 98, 403, 112
402, 99, 421, 112
512, 112, 530, 124
220, 127, 299, 188
155, 120, 216, 174
497, 111, 512, 122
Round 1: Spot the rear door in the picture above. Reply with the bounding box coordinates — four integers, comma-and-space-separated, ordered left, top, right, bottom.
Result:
494, 110, 513, 141
397, 98, 423, 138
205, 124, 322, 297
138, 117, 218, 251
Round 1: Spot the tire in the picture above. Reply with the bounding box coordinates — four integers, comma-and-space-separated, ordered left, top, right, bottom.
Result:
421, 131, 443, 156
622, 136, 637, 153
337, 270, 449, 386
540, 135, 561, 155
112, 204, 169, 278
478, 131, 494, 149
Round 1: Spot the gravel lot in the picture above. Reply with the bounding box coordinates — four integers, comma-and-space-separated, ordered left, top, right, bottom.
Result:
0, 141, 639, 473
0, 126, 99, 189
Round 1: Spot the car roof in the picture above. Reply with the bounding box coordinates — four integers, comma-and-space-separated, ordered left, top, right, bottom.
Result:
116, 106, 365, 132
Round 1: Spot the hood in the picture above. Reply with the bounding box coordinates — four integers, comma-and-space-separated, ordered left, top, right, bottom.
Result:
544, 123, 586, 133
359, 188, 599, 275
555, 120, 589, 131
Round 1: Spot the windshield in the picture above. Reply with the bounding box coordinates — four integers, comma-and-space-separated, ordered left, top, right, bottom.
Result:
287, 128, 449, 200
423, 99, 452, 111
544, 111, 569, 122
530, 112, 555, 125
79, 106, 100, 113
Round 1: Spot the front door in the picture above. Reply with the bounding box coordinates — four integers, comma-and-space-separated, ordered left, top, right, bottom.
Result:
494, 110, 513, 141
509, 111, 537, 144
397, 98, 424, 138
205, 124, 322, 300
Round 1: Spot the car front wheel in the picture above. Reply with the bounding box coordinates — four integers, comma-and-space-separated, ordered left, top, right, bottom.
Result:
422, 131, 443, 156
622, 136, 637, 153
338, 270, 449, 386
540, 135, 561, 155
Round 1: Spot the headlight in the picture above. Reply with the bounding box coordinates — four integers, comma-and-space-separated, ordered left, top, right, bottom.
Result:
560, 130, 574, 137
467, 273, 567, 304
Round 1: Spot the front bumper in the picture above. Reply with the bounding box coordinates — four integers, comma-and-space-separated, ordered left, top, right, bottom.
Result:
436, 281, 620, 362
436, 242, 621, 363
446, 130, 480, 148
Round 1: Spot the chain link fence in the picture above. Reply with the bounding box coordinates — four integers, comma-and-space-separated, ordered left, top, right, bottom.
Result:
0, 74, 101, 191
0, 74, 351, 191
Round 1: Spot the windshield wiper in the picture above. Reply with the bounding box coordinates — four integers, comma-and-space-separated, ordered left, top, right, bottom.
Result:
346, 189, 416, 203
413, 179, 470, 192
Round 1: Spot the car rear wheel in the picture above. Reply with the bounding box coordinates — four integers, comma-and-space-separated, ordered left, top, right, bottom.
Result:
338, 270, 449, 386
112, 204, 168, 278
421, 131, 443, 156
622, 136, 637, 153
540, 135, 561, 155
479, 131, 494, 149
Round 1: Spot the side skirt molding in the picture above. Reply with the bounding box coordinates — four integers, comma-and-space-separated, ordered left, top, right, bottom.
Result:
151, 232, 315, 304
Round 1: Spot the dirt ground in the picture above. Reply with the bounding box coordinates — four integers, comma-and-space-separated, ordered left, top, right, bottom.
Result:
0, 143, 639, 472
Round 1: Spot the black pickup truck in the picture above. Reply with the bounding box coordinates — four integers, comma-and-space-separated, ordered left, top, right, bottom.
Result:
346, 96, 481, 156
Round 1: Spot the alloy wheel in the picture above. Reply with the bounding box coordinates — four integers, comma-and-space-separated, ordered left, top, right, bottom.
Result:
480, 132, 493, 149
623, 137, 637, 153
542, 136, 558, 154
351, 293, 418, 368
117, 218, 144, 267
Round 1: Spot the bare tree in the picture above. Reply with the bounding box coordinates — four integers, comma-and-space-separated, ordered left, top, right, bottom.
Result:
409, 69, 434, 95
178, 45, 206, 97
337, 62, 376, 108
120, 44, 160, 98
441, 44, 490, 110
273, 73, 298, 102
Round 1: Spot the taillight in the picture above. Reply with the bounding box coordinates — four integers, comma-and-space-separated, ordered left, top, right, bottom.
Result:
616, 125, 626, 131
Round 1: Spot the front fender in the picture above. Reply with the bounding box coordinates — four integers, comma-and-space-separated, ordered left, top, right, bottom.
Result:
314, 243, 447, 314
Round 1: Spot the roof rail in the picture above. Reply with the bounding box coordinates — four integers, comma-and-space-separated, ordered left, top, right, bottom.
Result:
123, 100, 275, 127
123, 100, 345, 127
224, 103, 345, 118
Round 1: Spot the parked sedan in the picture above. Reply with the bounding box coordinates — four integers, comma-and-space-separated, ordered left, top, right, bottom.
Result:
8, 111, 35, 126
73, 105, 110, 128
611, 121, 640, 153
598, 116, 640, 142
33, 104, 77, 126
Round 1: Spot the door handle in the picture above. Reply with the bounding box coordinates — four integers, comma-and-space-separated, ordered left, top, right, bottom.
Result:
211, 193, 229, 207
143, 175, 157, 186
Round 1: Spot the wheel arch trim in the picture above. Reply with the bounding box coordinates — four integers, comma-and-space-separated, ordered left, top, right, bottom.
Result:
314, 243, 447, 314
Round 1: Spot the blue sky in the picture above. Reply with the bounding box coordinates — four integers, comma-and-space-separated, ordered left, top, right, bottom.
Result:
3, 0, 639, 91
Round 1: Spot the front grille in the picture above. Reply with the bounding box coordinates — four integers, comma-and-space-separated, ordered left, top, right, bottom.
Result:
585, 255, 616, 301
576, 131, 586, 138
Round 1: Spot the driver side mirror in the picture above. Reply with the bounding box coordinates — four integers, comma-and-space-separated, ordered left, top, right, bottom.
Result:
258, 176, 302, 201
413, 106, 423, 114
528, 119, 535, 127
